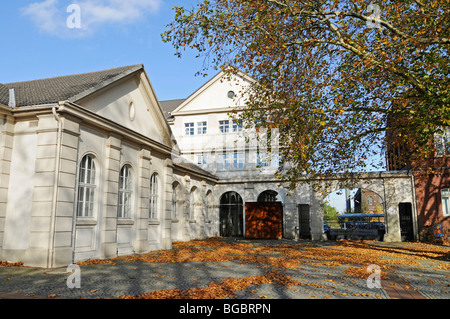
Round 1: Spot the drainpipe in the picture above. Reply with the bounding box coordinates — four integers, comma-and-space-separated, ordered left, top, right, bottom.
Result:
48, 103, 63, 268
410, 171, 418, 241
382, 176, 388, 239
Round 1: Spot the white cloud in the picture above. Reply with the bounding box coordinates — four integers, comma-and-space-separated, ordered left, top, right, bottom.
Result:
22, 0, 162, 37
22, 0, 64, 35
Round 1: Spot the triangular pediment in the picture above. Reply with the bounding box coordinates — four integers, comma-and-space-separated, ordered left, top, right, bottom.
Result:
171, 70, 255, 115
76, 68, 175, 148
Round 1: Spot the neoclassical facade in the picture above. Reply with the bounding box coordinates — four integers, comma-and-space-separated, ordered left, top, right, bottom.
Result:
0, 65, 216, 268
0, 65, 418, 268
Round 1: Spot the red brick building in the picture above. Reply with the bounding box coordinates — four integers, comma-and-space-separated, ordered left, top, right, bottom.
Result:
387, 128, 450, 240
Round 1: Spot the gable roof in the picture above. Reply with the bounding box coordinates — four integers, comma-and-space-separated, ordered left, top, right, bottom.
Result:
170, 69, 256, 115
0, 64, 143, 107
0, 84, 9, 106
159, 98, 186, 119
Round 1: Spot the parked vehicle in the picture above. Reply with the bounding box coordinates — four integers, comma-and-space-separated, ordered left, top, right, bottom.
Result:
329, 213, 386, 241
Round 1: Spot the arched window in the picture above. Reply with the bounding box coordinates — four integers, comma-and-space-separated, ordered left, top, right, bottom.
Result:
257, 190, 280, 203
189, 188, 196, 220
118, 165, 133, 219
172, 183, 178, 220
205, 190, 212, 221
149, 173, 158, 219
77, 155, 97, 217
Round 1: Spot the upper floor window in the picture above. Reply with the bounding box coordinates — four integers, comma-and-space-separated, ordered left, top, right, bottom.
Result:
219, 120, 229, 133
441, 189, 450, 217
197, 154, 207, 165
434, 129, 450, 157
232, 120, 243, 133
218, 153, 230, 170
149, 173, 159, 219
233, 152, 244, 170
185, 123, 194, 136
257, 152, 268, 168
77, 155, 97, 218
197, 121, 207, 135
118, 165, 133, 219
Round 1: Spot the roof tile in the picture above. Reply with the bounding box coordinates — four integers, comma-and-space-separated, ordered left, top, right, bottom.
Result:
1, 64, 142, 107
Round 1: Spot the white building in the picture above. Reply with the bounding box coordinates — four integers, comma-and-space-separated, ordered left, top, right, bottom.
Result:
0, 65, 216, 268
161, 69, 416, 244
0, 65, 416, 268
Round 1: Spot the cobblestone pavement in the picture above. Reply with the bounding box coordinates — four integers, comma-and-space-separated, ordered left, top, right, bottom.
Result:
0, 239, 448, 300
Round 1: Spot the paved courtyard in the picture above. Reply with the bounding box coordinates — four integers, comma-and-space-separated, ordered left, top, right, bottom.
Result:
0, 238, 448, 300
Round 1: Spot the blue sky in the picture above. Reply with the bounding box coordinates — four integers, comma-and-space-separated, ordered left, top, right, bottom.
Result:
0, 0, 214, 101
1, 1, 385, 208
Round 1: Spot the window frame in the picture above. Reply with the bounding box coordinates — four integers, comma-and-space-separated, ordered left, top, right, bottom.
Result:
118, 165, 133, 219
189, 189, 196, 220
172, 184, 178, 220
219, 120, 230, 134
232, 120, 243, 133
256, 151, 268, 168
197, 121, 207, 135
218, 153, 230, 170
197, 154, 207, 165
441, 189, 450, 217
77, 155, 97, 218
233, 152, 244, 170
149, 173, 159, 219
185, 122, 194, 136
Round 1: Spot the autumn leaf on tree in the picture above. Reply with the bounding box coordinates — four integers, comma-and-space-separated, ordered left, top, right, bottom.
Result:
163, 0, 450, 191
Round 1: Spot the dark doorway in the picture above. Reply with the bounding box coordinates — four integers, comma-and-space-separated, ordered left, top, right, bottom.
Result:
219, 192, 244, 237
245, 202, 283, 239
298, 204, 311, 239
399, 203, 414, 241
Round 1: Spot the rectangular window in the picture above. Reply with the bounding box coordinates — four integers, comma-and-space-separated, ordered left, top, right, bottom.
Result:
218, 153, 230, 170
197, 121, 207, 135
233, 152, 244, 169
185, 123, 194, 135
232, 120, 243, 133
219, 120, 229, 133
197, 154, 207, 165
441, 189, 450, 217
257, 152, 268, 168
